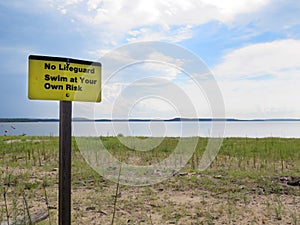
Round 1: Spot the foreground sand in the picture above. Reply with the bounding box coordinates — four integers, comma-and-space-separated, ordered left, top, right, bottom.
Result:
0, 136, 299, 224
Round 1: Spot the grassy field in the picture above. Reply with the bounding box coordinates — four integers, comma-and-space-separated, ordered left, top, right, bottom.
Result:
0, 136, 299, 224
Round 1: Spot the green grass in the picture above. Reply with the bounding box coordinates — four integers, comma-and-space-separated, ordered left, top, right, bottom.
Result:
0, 136, 299, 224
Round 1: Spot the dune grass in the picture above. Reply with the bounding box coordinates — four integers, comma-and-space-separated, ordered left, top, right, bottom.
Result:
0, 136, 299, 224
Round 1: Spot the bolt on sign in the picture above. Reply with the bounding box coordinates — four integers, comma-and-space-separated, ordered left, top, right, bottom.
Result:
28, 55, 101, 102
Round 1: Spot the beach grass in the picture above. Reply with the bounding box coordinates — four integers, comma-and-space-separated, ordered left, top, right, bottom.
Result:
0, 136, 299, 224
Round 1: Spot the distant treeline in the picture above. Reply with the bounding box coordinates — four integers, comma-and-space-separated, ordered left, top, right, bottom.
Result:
0, 118, 59, 122
1, 118, 300, 123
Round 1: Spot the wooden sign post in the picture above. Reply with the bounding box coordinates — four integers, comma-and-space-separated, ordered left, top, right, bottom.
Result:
59, 101, 72, 225
28, 55, 101, 225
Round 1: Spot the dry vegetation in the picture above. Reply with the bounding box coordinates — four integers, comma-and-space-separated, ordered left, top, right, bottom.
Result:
0, 136, 299, 224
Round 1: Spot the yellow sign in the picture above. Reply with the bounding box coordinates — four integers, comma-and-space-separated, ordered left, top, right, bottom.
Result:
28, 55, 101, 102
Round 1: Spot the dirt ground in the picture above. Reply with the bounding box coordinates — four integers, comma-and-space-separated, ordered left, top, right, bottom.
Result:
19, 172, 299, 225
0, 137, 299, 224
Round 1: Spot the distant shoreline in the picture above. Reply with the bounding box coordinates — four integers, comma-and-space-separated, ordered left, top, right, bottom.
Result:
1, 118, 300, 122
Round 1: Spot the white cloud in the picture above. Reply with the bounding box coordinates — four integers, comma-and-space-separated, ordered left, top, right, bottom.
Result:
87, 0, 102, 11
232, 0, 300, 32
126, 26, 193, 43
98, 46, 188, 83
90, 0, 267, 26
48, 0, 270, 43
201, 0, 270, 22
90, 70, 213, 119
218, 79, 300, 118
213, 39, 300, 79
212, 39, 300, 118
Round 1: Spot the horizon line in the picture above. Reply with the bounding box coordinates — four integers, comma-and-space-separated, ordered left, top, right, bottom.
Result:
1, 117, 300, 122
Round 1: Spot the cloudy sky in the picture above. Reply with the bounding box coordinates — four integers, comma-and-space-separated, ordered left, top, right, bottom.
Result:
1, 0, 300, 119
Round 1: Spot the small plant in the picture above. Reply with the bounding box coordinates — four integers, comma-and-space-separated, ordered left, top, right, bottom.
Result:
3, 186, 10, 224
205, 212, 214, 225
242, 193, 248, 206
291, 212, 298, 225
42, 179, 52, 225
274, 200, 282, 220
22, 190, 32, 225
111, 165, 122, 225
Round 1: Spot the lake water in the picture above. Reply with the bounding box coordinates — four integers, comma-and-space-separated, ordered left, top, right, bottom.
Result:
1, 121, 300, 138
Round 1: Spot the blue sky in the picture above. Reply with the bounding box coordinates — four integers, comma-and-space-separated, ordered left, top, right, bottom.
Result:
1, 0, 300, 119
